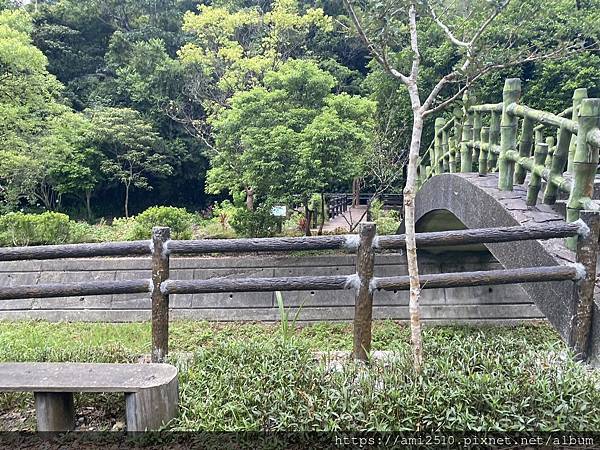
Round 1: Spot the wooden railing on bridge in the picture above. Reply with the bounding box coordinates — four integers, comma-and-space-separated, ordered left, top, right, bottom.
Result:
1, 217, 599, 363
418, 78, 600, 249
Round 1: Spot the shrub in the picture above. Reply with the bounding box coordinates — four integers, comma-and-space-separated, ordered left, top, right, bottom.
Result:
0, 212, 71, 246
130, 206, 195, 240
369, 198, 384, 221
211, 200, 238, 231
375, 215, 401, 235
67, 221, 102, 243
230, 205, 279, 238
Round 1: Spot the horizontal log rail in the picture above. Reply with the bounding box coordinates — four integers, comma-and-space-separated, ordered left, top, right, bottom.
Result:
0, 279, 151, 301
167, 235, 351, 254
0, 241, 151, 261
376, 222, 583, 249
374, 266, 580, 291
162, 265, 581, 296
163, 275, 351, 295
0, 222, 582, 259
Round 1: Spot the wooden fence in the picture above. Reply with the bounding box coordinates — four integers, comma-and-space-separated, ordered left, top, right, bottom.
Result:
418, 78, 600, 250
0, 217, 598, 363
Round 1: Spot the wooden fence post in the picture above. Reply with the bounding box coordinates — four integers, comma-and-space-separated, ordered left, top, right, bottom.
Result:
152, 226, 170, 363
498, 78, 521, 190
571, 211, 600, 361
567, 98, 600, 249
353, 222, 376, 361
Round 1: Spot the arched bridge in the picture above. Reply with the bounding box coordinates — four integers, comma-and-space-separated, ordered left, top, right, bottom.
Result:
415, 78, 600, 366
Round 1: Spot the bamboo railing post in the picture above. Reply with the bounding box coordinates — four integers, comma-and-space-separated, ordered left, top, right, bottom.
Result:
488, 111, 500, 172
498, 78, 521, 190
472, 111, 482, 168
353, 222, 376, 361
418, 164, 426, 188
514, 116, 534, 184
460, 105, 474, 172
526, 143, 548, 206
151, 226, 171, 363
479, 126, 490, 176
567, 88, 588, 173
453, 106, 463, 170
544, 136, 555, 168
442, 130, 450, 173
543, 127, 572, 204
571, 210, 600, 361
434, 118, 445, 174
449, 136, 456, 173
567, 98, 600, 249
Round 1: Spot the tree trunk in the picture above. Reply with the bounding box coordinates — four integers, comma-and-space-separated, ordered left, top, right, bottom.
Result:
304, 203, 312, 236
124, 183, 130, 218
85, 190, 93, 221
245, 187, 255, 211
404, 112, 424, 373
318, 193, 325, 235
352, 177, 361, 207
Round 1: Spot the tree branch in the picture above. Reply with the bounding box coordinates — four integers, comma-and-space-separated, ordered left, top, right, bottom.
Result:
408, 2, 420, 83
342, 0, 410, 84
422, 43, 582, 116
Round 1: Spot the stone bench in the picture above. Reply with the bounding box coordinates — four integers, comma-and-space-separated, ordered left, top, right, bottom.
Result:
0, 363, 178, 431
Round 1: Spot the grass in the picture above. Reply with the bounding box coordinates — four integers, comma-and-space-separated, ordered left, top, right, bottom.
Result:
0, 321, 599, 431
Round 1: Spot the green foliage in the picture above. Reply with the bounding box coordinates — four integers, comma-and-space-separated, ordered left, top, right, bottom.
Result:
179, 0, 332, 116
208, 59, 375, 217
368, 199, 401, 235
131, 206, 195, 240
3, 322, 598, 431
0, 211, 71, 246
87, 107, 173, 217
375, 215, 401, 235
0, 10, 99, 212
230, 204, 279, 238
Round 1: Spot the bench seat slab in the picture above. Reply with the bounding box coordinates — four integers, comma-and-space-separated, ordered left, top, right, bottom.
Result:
0, 363, 177, 392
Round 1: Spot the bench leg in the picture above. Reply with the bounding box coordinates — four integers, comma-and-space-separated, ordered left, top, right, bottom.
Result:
125, 377, 178, 431
34, 392, 75, 432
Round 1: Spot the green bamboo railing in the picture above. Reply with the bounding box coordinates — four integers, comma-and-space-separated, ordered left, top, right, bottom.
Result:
417, 78, 600, 250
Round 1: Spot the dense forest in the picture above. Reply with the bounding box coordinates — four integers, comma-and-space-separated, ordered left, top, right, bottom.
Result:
0, 0, 599, 239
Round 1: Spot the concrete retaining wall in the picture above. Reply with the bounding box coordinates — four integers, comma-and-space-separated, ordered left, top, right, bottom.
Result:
0, 252, 542, 323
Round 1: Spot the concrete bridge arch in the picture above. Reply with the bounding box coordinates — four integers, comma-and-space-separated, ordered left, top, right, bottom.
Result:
414, 172, 600, 365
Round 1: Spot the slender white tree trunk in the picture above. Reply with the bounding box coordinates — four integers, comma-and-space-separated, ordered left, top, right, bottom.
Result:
124, 182, 130, 218
404, 111, 424, 372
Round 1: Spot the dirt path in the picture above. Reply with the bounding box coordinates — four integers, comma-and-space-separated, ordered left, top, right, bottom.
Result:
319, 206, 368, 232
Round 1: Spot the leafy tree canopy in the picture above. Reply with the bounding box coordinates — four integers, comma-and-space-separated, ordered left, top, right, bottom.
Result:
206, 59, 375, 206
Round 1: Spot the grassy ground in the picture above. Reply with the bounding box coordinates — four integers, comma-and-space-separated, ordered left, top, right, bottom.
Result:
0, 321, 598, 432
